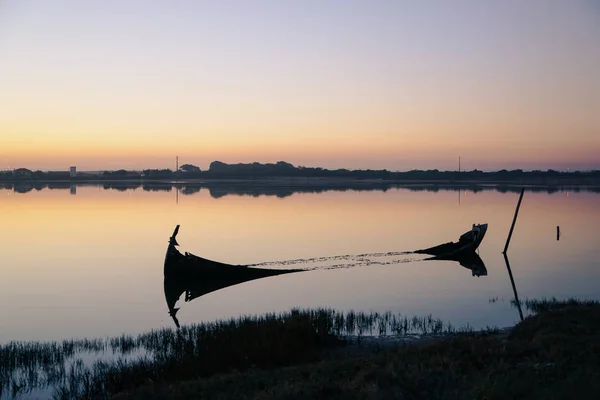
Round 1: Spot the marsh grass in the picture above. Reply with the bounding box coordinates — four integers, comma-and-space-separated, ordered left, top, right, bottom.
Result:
513, 297, 600, 314
4, 301, 599, 399
0, 308, 463, 399
113, 302, 600, 400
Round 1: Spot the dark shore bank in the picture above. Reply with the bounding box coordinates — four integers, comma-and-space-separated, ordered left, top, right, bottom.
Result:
0, 300, 571, 399
100, 303, 594, 400
2, 300, 599, 399
108, 301, 600, 400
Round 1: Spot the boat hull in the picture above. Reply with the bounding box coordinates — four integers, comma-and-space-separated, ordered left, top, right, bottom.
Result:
165, 245, 302, 280
163, 225, 303, 327
414, 223, 488, 257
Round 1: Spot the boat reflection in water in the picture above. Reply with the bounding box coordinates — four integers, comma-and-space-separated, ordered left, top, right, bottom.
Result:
164, 225, 304, 328
504, 253, 524, 321
164, 223, 489, 327
426, 251, 488, 277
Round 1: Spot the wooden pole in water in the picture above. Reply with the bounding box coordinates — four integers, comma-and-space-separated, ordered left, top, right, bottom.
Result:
502, 188, 525, 254
503, 253, 524, 322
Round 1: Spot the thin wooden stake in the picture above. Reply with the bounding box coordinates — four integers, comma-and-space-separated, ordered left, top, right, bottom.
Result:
503, 188, 525, 254
504, 253, 523, 321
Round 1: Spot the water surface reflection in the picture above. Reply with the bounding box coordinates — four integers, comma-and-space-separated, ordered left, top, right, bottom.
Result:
164, 223, 490, 328
0, 184, 599, 341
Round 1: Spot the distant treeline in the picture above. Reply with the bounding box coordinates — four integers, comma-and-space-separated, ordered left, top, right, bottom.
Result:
2, 181, 599, 197
2, 161, 600, 184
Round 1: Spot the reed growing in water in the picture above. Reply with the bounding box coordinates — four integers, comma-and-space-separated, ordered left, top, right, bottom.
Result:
3, 299, 597, 399
513, 297, 600, 313
1, 308, 464, 399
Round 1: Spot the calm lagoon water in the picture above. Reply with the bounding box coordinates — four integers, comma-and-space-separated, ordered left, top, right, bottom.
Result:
1, 183, 599, 343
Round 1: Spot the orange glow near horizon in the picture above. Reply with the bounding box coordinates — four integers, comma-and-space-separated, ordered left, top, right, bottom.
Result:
1, 1, 599, 172
3, 132, 598, 172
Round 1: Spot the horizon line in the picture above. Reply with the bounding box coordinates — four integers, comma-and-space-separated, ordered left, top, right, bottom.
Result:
2, 162, 598, 174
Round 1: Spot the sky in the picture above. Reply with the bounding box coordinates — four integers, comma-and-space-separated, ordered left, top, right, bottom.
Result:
0, 0, 599, 172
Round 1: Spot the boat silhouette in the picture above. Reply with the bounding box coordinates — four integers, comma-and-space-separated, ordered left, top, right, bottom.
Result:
164, 225, 303, 327
414, 223, 488, 257
163, 223, 489, 327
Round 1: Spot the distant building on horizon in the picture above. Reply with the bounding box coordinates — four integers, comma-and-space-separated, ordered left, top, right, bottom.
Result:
70, 166, 76, 178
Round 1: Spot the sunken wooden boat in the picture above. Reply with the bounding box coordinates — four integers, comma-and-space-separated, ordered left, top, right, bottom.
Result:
414, 223, 488, 258
164, 225, 304, 279
164, 225, 303, 327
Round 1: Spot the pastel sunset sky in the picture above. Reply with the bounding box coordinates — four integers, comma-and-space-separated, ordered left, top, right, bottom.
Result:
1, 0, 598, 171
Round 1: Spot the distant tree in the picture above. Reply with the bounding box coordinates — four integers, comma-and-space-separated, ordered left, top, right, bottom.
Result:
179, 164, 201, 173
32, 170, 46, 179
101, 169, 139, 179
143, 169, 174, 179
13, 168, 33, 179
113, 169, 128, 177
45, 171, 71, 179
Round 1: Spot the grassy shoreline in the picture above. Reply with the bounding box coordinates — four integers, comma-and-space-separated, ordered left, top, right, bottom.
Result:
2, 299, 598, 399
0, 309, 467, 399
113, 299, 600, 400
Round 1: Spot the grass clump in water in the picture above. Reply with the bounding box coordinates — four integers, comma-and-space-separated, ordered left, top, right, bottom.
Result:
114, 300, 600, 400
1, 308, 462, 399
515, 297, 600, 314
